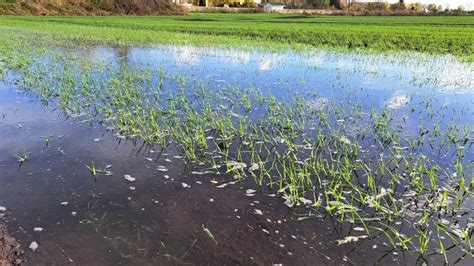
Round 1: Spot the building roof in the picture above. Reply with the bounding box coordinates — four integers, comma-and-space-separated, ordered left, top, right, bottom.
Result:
264, 3, 286, 6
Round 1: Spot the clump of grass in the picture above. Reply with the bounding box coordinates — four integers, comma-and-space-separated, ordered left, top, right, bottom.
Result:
14, 149, 31, 168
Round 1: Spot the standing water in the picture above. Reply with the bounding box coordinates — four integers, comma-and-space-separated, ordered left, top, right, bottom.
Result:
0, 45, 473, 264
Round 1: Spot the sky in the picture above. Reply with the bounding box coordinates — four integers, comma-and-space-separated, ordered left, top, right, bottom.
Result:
384, 0, 474, 9
352, 1, 474, 10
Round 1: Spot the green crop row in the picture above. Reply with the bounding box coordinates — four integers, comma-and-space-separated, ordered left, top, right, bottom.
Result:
0, 13, 473, 57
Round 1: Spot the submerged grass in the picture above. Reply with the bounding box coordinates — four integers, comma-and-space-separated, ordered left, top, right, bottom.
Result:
0, 28, 473, 262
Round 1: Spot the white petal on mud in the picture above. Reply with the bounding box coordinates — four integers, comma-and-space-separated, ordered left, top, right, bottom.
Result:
157, 166, 169, 172
0, 206, 6, 212
254, 209, 263, 215
249, 163, 259, 171
226, 161, 247, 170
299, 197, 312, 205
440, 218, 450, 225
29, 241, 39, 251
33, 227, 43, 232
145, 158, 153, 162
215, 183, 228, 188
192, 171, 215, 175
336, 235, 368, 245
283, 197, 295, 208
129, 186, 136, 191
60, 201, 69, 206
124, 174, 136, 182
246, 189, 257, 194
353, 227, 365, 232
403, 190, 417, 198
181, 183, 189, 188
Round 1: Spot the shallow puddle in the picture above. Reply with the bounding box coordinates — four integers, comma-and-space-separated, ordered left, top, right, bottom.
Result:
0, 45, 473, 264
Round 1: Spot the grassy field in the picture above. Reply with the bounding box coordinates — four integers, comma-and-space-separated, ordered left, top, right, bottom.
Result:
0, 14, 473, 57
0, 13, 473, 263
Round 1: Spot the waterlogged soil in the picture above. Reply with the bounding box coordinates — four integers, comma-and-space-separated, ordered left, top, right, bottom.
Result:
0, 218, 22, 265
0, 45, 473, 265
0, 85, 385, 265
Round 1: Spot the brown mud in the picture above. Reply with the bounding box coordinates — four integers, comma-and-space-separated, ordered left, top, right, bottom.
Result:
0, 218, 22, 266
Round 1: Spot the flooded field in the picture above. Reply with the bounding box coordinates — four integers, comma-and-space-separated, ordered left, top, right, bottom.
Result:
0, 44, 473, 265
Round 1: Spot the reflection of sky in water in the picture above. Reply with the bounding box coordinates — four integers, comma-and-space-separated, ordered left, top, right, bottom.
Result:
60, 45, 474, 125
122, 46, 474, 93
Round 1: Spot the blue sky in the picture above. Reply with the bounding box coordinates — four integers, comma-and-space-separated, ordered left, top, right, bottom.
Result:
387, 0, 474, 9
352, 1, 474, 10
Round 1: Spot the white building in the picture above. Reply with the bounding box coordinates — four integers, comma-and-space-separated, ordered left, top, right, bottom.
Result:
264, 3, 286, 12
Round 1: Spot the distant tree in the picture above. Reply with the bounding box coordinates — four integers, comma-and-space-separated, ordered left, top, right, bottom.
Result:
427, 3, 439, 13
407, 2, 422, 12
330, 0, 341, 9
312, 0, 330, 9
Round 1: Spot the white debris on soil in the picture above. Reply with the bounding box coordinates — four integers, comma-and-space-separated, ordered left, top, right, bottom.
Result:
254, 209, 263, 215
60, 202, 68, 206
157, 166, 169, 172
248, 163, 259, 171
181, 183, 189, 188
124, 174, 136, 182
245, 189, 257, 197
299, 197, 312, 205
246, 189, 256, 194
129, 186, 136, 191
0, 206, 6, 212
336, 235, 368, 245
28, 241, 39, 252
283, 197, 294, 208
226, 161, 247, 171
215, 183, 228, 188
33, 227, 43, 232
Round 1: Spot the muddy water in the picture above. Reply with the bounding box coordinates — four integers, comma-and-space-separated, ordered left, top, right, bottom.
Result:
0, 46, 473, 265
0, 84, 380, 265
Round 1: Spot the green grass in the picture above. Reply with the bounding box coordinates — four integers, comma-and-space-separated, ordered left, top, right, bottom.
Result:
0, 14, 473, 261
0, 14, 473, 57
